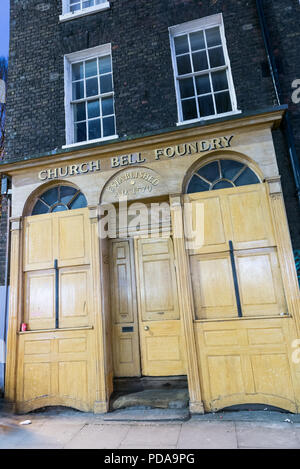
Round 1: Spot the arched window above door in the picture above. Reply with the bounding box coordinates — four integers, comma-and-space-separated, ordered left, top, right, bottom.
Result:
186, 159, 260, 194
31, 185, 87, 216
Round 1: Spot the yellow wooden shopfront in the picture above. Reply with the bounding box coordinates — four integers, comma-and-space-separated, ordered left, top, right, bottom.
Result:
2, 109, 300, 414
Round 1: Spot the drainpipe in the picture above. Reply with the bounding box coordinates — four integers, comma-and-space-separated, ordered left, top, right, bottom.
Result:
1, 175, 11, 387
256, 0, 300, 206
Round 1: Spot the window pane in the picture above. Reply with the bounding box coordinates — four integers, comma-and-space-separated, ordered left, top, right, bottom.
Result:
72, 81, 84, 100
179, 78, 195, 99
187, 175, 210, 194
88, 119, 101, 140
215, 91, 232, 114
181, 98, 197, 121
212, 70, 228, 92
60, 186, 77, 204
198, 94, 214, 117
208, 46, 225, 68
70, 4, 81, 13
86, 77, 98, 97
74, 102, 86, 122
88, 100, 100, 118
190, 31, 205, 51
102, 97, 114, 116
72, 62, 84, 81
192, 51, 208, 72
70, 193, 88, 210
100, 74, 113, 93
41, 187, 58, 206
75, 122, 87, 142
99, 56, 112, 74
85, 59, 98, 78
83, 0, 94, 8
206, 27, 222, 47
32, 200, 49, 216
195, 74, 211, 95
103, 116, 115, 137
174, 35, 189, 55
235, 168, 260, 186
198, 161, 219, 182
176, 54, 192, 75
221, 160, 245, 181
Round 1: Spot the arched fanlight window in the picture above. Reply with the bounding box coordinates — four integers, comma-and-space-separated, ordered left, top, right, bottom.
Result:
31, 185, 87, 216
186, 159, 260, 194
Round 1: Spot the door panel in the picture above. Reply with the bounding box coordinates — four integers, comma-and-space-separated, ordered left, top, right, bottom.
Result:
24, 216, 54, 271
194, 318, 298, 412
187, 184, 286, 320
24, 209, 90, 271
110, 240, 141, 377
141, 320, 186, 376
59, 266, 91, 328
135, 238, 186, 377
23, 208, 92, 331
227, 185, 275, 249
187, 193, 229, 254
56, 211, 90, 267
24, 270, 55, 330
185, 184, 275, 255
112, 325, 141, 377
236, 248, 286, 317
190, 253, 238, 320
137, 238, 180, 322
111, 241, 135, 324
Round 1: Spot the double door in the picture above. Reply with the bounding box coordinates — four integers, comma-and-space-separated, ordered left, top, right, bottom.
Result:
110, 237, 186, 377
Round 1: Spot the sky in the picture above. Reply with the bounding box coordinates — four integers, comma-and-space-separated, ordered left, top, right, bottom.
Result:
0, 0, 10, 58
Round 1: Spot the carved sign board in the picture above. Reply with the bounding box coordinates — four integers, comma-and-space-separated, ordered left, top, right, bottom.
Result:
102, 168, 161, 202
38, 135, 234, 181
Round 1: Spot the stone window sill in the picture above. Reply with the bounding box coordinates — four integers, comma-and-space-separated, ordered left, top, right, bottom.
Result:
59, 2, 110, 23
176, 110, 242, 127
62, 134, 119, 150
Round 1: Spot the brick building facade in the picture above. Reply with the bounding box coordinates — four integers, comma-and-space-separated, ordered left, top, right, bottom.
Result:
1, 0, 300, 284
1, 0, 300, 413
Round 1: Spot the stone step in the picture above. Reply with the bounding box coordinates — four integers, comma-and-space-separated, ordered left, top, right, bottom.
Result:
111, 389, 189, 411
103, 408, 190, 422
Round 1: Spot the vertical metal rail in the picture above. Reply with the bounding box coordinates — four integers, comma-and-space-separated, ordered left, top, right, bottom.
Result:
256, 0, 300, 206
229, 241, 243, 318
54, 259, 59, 329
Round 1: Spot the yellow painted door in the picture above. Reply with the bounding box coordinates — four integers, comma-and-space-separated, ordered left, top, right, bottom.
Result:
185, 184, 297, 412
135, 238, 186, 376
110, 239, 141, 377
23, 208, 91, 330
187, 184, 287, 320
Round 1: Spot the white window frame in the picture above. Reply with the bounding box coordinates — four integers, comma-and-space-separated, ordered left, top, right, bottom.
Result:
169, 14, 241, 126
63, 44, 118, 149
60, 0, 110, 23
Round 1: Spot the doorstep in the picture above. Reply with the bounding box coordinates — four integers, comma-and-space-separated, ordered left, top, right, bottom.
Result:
103, 408, 190, 422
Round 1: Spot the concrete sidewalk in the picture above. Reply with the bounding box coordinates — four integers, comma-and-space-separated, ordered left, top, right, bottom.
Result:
1, 406, 300, 449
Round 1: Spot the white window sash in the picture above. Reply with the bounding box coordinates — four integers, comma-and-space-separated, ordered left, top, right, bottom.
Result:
64, 44, 117, 147
60, 0, 110, 22
169, 13, 240, 124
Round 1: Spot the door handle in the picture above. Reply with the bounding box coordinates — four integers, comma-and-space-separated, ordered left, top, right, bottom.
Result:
144, 326, 150, 331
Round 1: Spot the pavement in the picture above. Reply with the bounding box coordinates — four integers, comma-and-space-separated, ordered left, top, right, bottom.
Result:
1, 405, 300, 449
